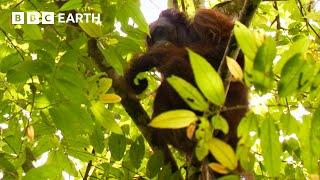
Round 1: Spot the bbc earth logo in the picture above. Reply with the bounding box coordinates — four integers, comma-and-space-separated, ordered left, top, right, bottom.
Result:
12, 12, 101, 24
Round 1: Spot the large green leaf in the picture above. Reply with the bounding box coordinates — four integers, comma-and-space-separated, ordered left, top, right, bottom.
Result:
167, 75, 208, 111
252, 37, 276, 93
118, 1, 149, 34
90, 126, 105, 154
22, 24, 42, 40
278, 54, 314, 97
23, 165, 60, 180
50, 104, 93, 137
274, 36, 309, 74
129, 136, 145, 169
98, 43, 124, 75
108, 133, 126, 161
6, 60, 52, 83
188, 49, 225, 106
260, 115, 281, 177
46, 150, 78, 176
234, 21, 261, 60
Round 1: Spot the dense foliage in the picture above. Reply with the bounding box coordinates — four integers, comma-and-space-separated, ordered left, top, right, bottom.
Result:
0, 0, 319, 179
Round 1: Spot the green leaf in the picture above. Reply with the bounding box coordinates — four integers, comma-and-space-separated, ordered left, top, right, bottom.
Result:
146, 151, 164, 178
108, 133, 126, 161
59, 0, 83, 11
211, 115, 229, 134
50, 104, 93, 137
23, 164, 60, 180
209, 138, 238, 170
90, 126, 105, 154
79, 22, 103, 37
90, 101, 123, 134
0, 154, 17, 177
98, 44, 124, 75
149, 109, 197, 129
217, 175, 240, 180
0, 53, 23, 73
188, 49, 225, 106
237, 113, 259, 140
251, 37, 276, 93
234, 21, 261, 60
236, 146, 255, 171
54, 78, 88, 104
129, 136, 145, 169
7, 60, 52, 83
195, 139, 209, 160
297, 107, 320, 173
47, 150, 78, 176
167, 75, 208, 111
4, 135, 20, 154
118, 1, 149, 34
260, 115, 281, 177
22, 24, 42, 40
274, 36, 309, 74
278, 54, 313, 97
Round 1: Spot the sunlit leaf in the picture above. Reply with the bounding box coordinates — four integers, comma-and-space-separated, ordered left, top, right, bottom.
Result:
23, 165, 59, 180
100, 94, 121, 103
59, 0, 83, 11
209, 138, 238, 170
260, 115, 281, 177
79, 22, 103, 37
188, 49, 225, 106
211, 115, 229, 134
89, 126, 105, 154
167, 75, 208, 111
90, 101, 123, 134
22, 24, 42, 40
274, 36, 309, 74
47, 150, 78, 176
149, 109, 197, 129
278, 54, 314, 97
98, 43, 124, 75
226, 56, 243, 80
234, 21, 262, 60
252, 37, 276, 93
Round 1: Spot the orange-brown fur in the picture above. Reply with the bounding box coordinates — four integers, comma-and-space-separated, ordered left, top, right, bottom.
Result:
125, 9, 248, 156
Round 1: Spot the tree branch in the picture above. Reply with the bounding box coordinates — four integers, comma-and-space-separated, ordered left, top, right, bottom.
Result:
218, 0, 262, 90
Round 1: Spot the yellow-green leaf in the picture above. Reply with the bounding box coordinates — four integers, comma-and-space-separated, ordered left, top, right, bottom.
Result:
100, 94, 121, 103
167, 75, 208, 111
226, 56, 243, 80
79, 22, 103, 37
90, 101, 122, 134
209, 138, 238, 170
59, 0, 82, 11
188, 49, 225, 106
149, 110, 197, 129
